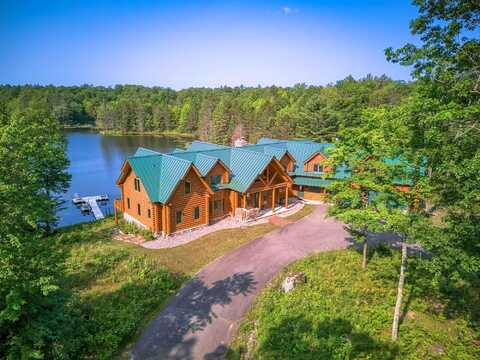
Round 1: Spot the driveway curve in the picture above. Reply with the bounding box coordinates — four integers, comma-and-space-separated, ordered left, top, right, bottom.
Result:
131, 205, 351, 360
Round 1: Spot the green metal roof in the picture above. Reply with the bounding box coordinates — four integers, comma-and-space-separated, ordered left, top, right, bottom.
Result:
238, 144, 288, 160
256, 139, 335, 174
127, 153, 191, 204
126, 139, 420, 206
169, 151, 219, 176
167, 146, 274, 193
293, 176, 334, 187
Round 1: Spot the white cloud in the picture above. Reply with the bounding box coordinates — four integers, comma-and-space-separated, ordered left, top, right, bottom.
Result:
281, 6, 299, 15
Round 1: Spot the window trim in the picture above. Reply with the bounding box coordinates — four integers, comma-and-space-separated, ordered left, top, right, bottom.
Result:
184, 180, 191, 195
176, 210, 183, 224
134, 178, 141, 192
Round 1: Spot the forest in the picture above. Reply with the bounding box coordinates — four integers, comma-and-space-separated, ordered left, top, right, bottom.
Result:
0, 75, 410, 143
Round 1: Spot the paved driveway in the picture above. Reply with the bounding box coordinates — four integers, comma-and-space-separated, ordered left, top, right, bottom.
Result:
131, 205, 351, 360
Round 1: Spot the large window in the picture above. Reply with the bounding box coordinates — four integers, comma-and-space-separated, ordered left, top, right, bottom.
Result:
313, 164, 323, 172
184, 181, 191, 194
176, 210, 183, 224
194, 206, 200, 220
134, 178, 141, 191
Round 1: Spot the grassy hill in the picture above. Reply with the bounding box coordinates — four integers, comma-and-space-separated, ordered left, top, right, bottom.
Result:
228, 249, 479, 359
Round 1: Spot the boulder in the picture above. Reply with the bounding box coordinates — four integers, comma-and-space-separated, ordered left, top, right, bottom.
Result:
281, 272, 307, 293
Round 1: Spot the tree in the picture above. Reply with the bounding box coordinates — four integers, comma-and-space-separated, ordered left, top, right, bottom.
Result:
211, 98, 231, 145
0, 100, 74, 358
178, 99, 192, 132
328, 108, 407, 268
386, 0, 480, 290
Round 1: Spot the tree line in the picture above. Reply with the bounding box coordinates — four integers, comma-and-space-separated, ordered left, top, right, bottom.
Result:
0, 75, 410, 144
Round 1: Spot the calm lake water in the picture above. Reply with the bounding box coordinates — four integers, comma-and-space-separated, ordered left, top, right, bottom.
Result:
58, 129, 188, 227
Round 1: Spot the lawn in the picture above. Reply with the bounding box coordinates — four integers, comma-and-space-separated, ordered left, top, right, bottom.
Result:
228, 249, 480, 359
52, 216, 278, 359
285, 204, 315, 221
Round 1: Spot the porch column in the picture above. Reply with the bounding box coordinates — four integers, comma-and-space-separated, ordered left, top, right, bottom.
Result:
205, 194, 210, 224
257, 192, 262, 209
272, 188, 276, 212
162, 205, 167, 235
165, 205, 171, 236
242, 193, 247, 209
285, 186, 289, 208
114, 206, 118, 224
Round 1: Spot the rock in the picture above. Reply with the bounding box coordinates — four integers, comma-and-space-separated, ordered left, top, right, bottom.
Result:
245, 321, 258, 359
281, 272, 307, 293
430, 343, 445, 356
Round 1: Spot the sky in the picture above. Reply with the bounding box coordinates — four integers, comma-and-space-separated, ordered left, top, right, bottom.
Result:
0, 0, 419, 89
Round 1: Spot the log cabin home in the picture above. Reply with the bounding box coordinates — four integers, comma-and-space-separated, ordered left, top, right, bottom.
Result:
115, 138, 416, 236
115, 142, 294, 236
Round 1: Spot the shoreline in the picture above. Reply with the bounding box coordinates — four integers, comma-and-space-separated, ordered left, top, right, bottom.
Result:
62, 125, 195, 139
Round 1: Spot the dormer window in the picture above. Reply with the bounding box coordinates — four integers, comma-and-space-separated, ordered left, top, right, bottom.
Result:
313, 164, 323, 172
185, 181, 191, 194
210, 175, 222, 185
134, 178, 141, 191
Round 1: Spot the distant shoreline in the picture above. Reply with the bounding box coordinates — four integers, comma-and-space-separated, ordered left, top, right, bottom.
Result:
62, 125, 195, 139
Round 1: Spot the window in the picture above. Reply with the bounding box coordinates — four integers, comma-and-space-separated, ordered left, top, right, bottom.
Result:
253, 193, 260, 207
134, 178, 141, 192
313, 164, 323, 172
137, 203, 141, 215
210, 175, 222, 185
147, 209, 151, 218
184, 181, 191, 194
194, 206, 200, 220
176, 211, 183, 224
127, 198, 131, 209
209, 200, 213, 213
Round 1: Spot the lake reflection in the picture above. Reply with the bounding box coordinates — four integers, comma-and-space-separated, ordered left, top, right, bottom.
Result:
58, 129, 188, 227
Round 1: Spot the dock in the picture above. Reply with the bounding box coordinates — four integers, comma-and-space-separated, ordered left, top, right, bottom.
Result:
73, 194, 109, 220
84, 196, 105, 219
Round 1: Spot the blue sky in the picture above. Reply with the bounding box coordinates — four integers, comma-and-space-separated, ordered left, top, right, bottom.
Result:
0, 1, 418, 89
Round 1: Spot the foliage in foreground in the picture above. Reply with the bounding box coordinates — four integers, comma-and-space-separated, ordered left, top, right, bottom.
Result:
118, 218, 155, 241
229, 249, 479, 359
1, 214, 280, 359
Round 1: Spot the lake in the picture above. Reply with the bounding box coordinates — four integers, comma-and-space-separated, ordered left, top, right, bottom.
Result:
58, 129, 189, 227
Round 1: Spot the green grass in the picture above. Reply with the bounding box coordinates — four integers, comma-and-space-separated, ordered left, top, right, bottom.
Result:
228, 249, 480, 359
285, 204, 316, 221
52, 217, 278, 359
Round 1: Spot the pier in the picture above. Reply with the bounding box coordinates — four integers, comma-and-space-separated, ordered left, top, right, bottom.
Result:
73, 194, 109, 220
